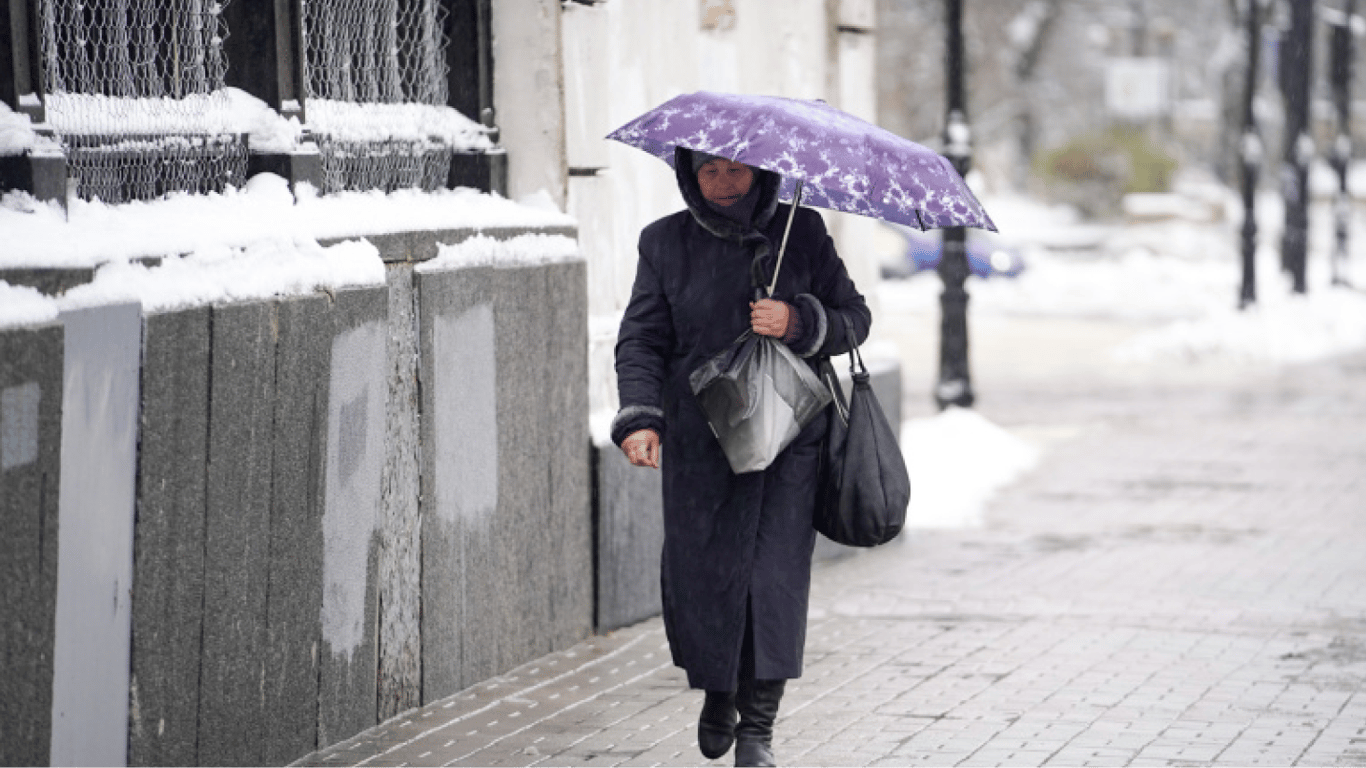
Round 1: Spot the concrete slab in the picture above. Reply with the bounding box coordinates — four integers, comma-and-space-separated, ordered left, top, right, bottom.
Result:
0, 321, 63, 768
129, 307, 210, 767
263, 293, 331, 764
199, 300, 278, 766
50, 302, 142, 767
316, 287, 387, 748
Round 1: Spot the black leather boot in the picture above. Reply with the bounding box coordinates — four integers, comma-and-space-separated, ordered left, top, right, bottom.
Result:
698, 689, 738, 759
733, 678, 785, 767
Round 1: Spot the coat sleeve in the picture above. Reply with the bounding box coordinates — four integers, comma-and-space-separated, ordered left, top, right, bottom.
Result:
610, 228, 673, 446
783, 210, 872, 359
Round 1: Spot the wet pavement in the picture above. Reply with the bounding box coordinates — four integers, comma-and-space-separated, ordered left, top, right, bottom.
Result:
296, 310, 1366, 767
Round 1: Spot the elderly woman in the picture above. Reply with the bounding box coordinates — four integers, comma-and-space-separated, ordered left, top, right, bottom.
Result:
611, 148, 870, 767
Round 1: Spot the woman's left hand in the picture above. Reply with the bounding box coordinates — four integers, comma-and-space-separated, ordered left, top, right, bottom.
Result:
750, 299, 792, 338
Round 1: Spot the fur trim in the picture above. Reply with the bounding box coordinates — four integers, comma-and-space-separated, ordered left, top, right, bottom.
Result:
610, 404, 665, 444
792, 294, 828, 358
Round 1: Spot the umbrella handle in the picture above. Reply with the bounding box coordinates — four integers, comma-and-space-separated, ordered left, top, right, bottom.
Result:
766, 180, 803, 298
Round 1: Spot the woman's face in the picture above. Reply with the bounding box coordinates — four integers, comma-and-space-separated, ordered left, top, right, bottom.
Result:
696, 159, 754, 206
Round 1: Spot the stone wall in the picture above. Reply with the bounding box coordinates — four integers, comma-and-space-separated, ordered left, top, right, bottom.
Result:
0, 227, 593, 767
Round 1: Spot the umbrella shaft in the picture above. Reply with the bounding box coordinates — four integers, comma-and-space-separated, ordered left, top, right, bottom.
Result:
768, 181, 804, 297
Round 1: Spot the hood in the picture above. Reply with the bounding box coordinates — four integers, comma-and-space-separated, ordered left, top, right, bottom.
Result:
674, 146, 784, 243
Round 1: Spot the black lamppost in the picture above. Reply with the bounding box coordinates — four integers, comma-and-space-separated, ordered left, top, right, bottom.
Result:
1329, 0, 1356, 286
1280, 0, 1314, 294
1240, 0, 1265, 308
936, 0, 974, 409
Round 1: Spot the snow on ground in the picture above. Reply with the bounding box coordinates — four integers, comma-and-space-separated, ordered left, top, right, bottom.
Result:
901, 407, 1040, 529
891, 171, 1366, 529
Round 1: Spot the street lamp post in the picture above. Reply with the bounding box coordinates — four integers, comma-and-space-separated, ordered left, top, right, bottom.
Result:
936, 0, 975, 410
1279, 0, 1313, 294
1240, 0, 1265, 309
1330, 0, 1356, 287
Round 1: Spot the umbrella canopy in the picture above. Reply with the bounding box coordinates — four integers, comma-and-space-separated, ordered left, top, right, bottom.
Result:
606, 90, 996, 232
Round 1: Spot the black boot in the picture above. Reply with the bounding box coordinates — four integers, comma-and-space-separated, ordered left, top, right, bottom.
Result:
733, 678, 784, 767
698, 689, 738, 759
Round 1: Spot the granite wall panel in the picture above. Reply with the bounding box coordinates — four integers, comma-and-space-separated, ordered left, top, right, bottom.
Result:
0, 322, 63, 767
129, 308, 211, 766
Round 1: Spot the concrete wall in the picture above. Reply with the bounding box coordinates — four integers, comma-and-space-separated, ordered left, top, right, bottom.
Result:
494, 0, 568, 208
0, 226, 592, 767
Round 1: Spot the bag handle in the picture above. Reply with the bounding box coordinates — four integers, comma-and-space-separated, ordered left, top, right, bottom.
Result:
821, 313, 865, 426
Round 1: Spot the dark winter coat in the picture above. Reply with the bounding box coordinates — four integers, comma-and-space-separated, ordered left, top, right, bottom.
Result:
611, 147, 871, 691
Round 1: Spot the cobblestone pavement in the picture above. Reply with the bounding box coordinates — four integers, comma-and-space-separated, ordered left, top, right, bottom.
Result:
298, 326, 1366, 767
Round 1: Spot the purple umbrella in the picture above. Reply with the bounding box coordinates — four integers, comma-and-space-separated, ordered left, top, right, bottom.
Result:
606, 90, 996, 234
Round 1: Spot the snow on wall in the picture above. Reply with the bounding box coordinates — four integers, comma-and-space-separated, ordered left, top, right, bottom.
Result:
1, 103, 39, 157
58, 238, 386, 315
0, 283, 60, 329
1, 172, 574, 270
418, 233, 580, 271
306, 99, 492, 150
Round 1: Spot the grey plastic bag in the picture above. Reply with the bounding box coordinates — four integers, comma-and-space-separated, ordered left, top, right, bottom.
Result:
689, 330, 833, 474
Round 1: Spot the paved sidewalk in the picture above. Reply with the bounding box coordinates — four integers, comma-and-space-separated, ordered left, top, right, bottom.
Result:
298, 342, 1366, 768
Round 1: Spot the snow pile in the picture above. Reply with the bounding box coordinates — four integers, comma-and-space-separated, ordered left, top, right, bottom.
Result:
59, 238, 385, 314
306, 99, 492, 151
1115, 288, 1366, 365
420, 233, 581, 272
900, 406, 1040, 529
44, 89, 303, 151
0, 174, 574, 268
0, 102, 38, 157
0, 282, 60, 329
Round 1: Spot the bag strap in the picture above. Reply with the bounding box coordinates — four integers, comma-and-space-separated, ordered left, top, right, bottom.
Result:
840, 313, 867, 377
822, 312, 867, 426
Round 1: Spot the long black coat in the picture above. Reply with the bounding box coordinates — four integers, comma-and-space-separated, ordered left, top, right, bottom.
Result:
612, 149, 871, 691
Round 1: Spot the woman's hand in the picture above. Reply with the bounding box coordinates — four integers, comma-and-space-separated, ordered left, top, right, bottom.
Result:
749, 299, 792, 338
621, 429, 661, 469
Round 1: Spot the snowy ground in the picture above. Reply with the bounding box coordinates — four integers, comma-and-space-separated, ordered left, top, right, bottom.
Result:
888, 168, 1366, 529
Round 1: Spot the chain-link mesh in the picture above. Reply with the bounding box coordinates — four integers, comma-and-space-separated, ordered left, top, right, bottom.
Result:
36, 0, 246, 203
317, 137, 451, 194
303, 0, 454, 192
301, 0, 448, 106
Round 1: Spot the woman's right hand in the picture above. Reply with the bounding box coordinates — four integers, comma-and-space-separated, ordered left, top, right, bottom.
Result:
621, 429, 661, 469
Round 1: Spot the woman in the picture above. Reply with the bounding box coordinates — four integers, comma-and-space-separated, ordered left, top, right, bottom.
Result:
611, 147, 870, 767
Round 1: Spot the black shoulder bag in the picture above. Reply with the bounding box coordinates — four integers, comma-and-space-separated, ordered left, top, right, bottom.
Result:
814, 316, 910, 546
